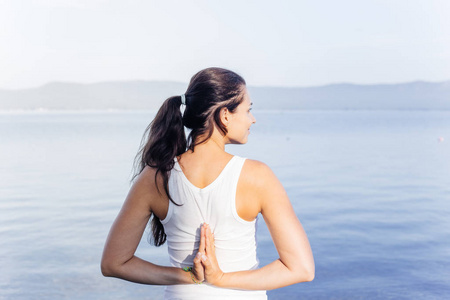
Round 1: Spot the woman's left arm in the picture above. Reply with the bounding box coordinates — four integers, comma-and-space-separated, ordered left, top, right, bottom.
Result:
199, 161, 314, 290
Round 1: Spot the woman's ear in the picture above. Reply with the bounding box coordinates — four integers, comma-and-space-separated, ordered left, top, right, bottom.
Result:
220, 107, 229, 126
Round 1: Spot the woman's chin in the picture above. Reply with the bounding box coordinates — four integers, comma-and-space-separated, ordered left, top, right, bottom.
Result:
227, 137, 248, 145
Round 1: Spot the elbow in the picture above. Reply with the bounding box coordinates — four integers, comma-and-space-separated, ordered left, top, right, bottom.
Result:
282, 257, 315, 284
304, 262, 315, 282
101, 257, 118, 277
303, 268, 315, 282
299, 255, 315, 282
101, 261, 113, 277
302, 260, 315, 282
294, 263, 315, 283
295, 267, 314, 283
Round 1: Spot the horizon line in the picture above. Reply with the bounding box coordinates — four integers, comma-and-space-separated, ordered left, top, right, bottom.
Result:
1, 78, 449, 91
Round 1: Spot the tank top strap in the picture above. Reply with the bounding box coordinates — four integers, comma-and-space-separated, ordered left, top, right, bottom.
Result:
225, 155, 246, 183
223, 156, 246, 202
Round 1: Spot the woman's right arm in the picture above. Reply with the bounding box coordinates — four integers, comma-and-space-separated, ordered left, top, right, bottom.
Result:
200, 160, 315, 290
100, 167, 203, 285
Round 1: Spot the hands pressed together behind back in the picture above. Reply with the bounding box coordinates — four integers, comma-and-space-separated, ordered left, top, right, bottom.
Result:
191, 223, 224, 285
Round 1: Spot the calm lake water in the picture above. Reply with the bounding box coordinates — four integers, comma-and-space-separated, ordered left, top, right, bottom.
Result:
1, 110, 449, 299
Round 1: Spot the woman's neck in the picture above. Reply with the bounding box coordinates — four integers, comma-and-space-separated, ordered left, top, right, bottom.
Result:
186, 130, 229, 158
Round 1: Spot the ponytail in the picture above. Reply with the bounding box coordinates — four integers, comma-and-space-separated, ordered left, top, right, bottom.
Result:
133, 95, 186, 246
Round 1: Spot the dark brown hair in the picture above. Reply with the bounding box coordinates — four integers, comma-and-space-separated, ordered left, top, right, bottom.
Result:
133, 67, 246, 246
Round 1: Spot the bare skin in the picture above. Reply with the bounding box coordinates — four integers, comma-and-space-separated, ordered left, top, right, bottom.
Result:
101, 89, 315, 288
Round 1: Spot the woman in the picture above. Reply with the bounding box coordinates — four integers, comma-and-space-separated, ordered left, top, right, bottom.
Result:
101, 67, 314, 299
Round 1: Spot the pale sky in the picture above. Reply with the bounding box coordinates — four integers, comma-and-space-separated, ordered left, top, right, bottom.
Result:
1, 0, 449, 89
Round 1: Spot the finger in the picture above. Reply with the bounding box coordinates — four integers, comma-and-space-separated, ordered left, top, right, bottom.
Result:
205, 225, 215, 256
209, 227, 216, 255
193, 251, 202, 264
205, 226, 211, 255
198, 224, 206, 254
193, 252, 205, 281
200, 253, 210, 268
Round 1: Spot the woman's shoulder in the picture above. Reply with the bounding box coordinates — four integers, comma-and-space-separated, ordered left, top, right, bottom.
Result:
135, 165, 157, 182
241, 158, 270, 171
133, 165, 165, 193
240, 158, 278, 187
237, 158, 286, 215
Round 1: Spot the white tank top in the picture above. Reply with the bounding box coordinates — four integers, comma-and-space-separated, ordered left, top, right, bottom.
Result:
160, 155, 267, 299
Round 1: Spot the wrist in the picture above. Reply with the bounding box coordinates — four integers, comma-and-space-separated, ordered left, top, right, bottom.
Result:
212, 271, 226, 287
182, 266, 203, 285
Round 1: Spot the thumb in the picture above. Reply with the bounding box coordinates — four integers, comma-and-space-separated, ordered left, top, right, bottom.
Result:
200, 253, 211, 268
193, 252, 202, 264
192, 252, 205, 281
194, 252, 205, 270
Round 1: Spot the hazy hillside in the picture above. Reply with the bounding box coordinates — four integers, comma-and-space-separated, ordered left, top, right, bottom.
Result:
0, 81, 186, 110
1, 80, 450, 110
248, 81, 450, 110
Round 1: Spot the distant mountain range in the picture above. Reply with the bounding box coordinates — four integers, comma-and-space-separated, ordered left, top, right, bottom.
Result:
1, 80, 449, 110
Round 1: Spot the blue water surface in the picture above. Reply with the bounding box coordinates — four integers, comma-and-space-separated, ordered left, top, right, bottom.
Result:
1, 110, 449, 299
